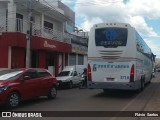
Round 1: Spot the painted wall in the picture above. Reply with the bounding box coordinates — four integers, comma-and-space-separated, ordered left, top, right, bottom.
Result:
0, 43, 8, 68
0, 2, 7, 31
32, 36, 71, 53
0, 32, 26, 68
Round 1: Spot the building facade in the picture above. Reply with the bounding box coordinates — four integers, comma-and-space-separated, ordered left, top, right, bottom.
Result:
57, 1, 88, 66
68, 32, 88, 66
0, 0, 72, 76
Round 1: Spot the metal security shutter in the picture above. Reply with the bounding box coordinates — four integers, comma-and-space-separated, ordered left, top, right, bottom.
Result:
78, 54, 83, 65
69, 53, 76, 65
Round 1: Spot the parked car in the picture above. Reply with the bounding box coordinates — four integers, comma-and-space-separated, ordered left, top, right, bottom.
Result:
0, 68, 57, 109
56, 65, 86, 88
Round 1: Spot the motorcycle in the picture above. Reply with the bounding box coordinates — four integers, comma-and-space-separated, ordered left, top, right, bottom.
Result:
79, 74, 87, 89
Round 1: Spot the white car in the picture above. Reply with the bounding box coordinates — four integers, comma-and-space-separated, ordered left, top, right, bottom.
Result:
56, 65, 87, 88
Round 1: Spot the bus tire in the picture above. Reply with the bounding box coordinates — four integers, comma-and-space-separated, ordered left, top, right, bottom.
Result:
103, 89, 108, 93
140, 78, 145, 91
7, 92, 20, 109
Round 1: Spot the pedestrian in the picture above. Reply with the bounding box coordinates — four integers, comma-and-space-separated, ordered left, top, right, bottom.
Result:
83, 68, 87, 88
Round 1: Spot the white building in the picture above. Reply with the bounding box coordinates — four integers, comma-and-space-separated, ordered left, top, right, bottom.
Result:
0, 0, 88, 76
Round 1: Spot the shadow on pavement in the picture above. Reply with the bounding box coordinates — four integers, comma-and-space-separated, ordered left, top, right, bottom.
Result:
0, 97, 55, 111
92, 89, 138, 99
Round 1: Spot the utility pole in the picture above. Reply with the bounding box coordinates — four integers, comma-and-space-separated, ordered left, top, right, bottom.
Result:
26, 0, 32, 68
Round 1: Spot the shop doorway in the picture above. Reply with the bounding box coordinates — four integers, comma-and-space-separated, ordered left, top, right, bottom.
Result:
46, 52, 55, 75
65, 53, 68, 66
31, 50, 38, 68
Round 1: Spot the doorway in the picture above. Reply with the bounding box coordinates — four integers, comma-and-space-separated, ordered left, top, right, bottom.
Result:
31, 50, 38, 68
46, 52, 55, 75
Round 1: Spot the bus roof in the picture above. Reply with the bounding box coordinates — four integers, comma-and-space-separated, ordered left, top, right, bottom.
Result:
92, 23, 132, 29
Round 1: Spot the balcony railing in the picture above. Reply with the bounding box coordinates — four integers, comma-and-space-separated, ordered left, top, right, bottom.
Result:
70, 33, 88, 46
32, 22, 71, 43
0, 18, 71, 44
0, 18, 88, 45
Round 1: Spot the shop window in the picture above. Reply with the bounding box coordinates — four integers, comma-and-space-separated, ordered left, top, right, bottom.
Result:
16, 13, 23, 32
44, 21, 53, 29
69, 53, 76, 65
78, 54, 84, 65
46, 53, 55, 67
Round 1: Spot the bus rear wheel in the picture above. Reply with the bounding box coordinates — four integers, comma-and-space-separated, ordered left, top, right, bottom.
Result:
103, 89, 109, 93
140, 79, 145, 91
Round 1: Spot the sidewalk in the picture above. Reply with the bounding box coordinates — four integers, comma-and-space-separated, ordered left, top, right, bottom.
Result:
139, 79, 160, 120
143, 83, 160, 111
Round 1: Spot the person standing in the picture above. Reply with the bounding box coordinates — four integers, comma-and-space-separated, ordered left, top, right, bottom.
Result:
83, 68, 87, 88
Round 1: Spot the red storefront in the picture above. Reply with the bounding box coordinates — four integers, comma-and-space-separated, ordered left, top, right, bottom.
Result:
0, 32, 72, 76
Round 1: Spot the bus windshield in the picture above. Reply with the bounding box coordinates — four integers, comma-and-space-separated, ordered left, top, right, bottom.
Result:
95, 27, 128, 48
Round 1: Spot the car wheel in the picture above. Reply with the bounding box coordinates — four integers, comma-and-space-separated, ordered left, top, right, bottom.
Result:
48, 86, 57, 99
68, 81, 73, 89
7, 92, 20, 109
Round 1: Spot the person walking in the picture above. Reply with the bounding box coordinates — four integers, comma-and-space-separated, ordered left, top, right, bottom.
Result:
83, 68, 87, 88
79, 68, 87, 89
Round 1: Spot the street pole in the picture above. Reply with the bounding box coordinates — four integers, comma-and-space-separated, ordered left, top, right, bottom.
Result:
26, 0, 32, 68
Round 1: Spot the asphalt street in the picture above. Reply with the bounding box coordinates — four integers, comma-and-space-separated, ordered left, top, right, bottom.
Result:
1, 72, 160, 120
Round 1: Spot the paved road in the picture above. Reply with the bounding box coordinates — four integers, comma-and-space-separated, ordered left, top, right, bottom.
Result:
1, 72, 160, 120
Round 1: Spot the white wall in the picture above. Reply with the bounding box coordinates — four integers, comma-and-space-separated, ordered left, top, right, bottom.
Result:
84, 55, 88, 66
44, 15, 63, 32
0, 0, 64, 35
7, 1, 16, 32
0, 3, 7, 29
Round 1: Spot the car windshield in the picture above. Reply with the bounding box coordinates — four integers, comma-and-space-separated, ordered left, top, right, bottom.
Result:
0, 70, 23, 80
58, 71, 70, 76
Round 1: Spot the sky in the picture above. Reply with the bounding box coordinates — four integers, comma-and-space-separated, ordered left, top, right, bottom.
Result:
49, 0, 160, 58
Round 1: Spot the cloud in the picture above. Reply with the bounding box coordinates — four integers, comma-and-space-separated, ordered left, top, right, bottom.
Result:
74, 0, 159, 37
144, 38, 160, 57
81, 17, 103, 30
129, 16, 158, 37
126, 0, 160, 19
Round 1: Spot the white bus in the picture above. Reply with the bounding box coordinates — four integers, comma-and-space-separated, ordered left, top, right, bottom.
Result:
87, 23, 154, 91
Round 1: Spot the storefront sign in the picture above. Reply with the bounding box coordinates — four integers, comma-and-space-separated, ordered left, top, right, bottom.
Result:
72, 44, 87, 54
44, 40, 56, 49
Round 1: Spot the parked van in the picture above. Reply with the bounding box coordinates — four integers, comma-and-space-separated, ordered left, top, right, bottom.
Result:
56, 65, 86, 88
